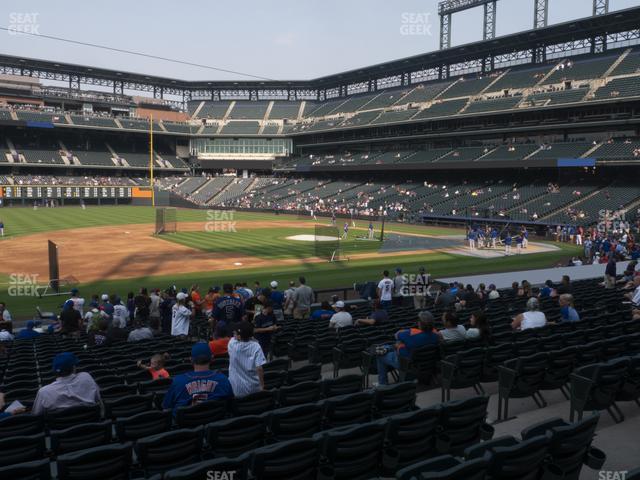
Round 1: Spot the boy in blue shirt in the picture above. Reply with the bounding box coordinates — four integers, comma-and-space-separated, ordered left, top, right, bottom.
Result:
162, 343, 233, 415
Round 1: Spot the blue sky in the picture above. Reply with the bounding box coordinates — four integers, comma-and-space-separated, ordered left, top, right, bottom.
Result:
1, 0, 639, 81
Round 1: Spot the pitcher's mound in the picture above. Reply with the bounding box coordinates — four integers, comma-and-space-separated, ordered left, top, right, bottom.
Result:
287, 234, 339, 242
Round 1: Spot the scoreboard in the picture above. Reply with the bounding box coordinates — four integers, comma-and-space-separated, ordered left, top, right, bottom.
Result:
0, 186, 132, 199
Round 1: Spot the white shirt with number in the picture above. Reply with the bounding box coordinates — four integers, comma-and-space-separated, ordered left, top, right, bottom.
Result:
171, 304, 191, 336
378, 278, 394, 301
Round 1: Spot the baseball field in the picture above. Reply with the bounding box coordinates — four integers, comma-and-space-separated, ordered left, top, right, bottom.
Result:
0, 205, 580, 320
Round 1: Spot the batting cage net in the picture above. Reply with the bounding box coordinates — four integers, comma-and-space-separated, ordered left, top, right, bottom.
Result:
155, 207, 177, 234
314, 224, 341, 261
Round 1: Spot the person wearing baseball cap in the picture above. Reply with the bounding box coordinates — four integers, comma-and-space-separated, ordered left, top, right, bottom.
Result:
329, 300, 353, 329
59, 299, 82, 336
162, 342, 233, 415
171, 293, 193, 337
31, 352, 101, 416
69, 288, 85, 316
16, 320, 40, 340
268, 281, 285, 322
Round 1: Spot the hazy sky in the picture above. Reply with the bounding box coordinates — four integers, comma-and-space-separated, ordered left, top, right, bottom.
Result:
1, 0, 638, 81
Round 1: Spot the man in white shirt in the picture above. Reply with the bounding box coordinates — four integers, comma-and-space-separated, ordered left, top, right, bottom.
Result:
171, 292, 193, 336
112, 297, 130, 328
69, 288, 85, 316
227, 322, 266, 398
31, 352, 101, 415
329, 301, 353, 329
377, 270, 394, 310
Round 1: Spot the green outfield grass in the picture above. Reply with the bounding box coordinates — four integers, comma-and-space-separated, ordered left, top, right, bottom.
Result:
161, 227, 382, 259
0, 205, 580, 320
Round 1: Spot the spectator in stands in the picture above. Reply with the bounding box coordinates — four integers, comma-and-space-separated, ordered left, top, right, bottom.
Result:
0, 302, 11, 322
60, 299, 82, 336
31, 352, 101, 415
487, 284, 500, 300
244, 289, 267, 323
126, 292, 135, 320
137, 353, 170, 380
227, 321, 266, 398
393, 268, 406, 306
111, 295, 129, 328
100, 294, 114, 322
128, 319, 154, 342
0, 391, 26, 418
376, 311, 439, 385
439, 312, 467, 342
557, 275, 572, 295
253, 300, 279, 355
0, 327, 13, 342
329, 301, 353, 329
377, 270, 394, 309
412, 267, 430, 310
269, 281, 285, 322
212, 283, 245, 327
149, 288, 161, 324
435, 284, 456, 308
69, 288, 85, 316
160, 288, 176, 334
311, 301, 335, 321
203, 286, 220, 318
283, 281, 296, 316
16, 320, 39, 340
162, 343, 233, 414
559, 294, 580, 322
189, 285, 203, 317
171, 292, 193, 337
88, 318, 110, 347
355, 301, 389, 326
292, 276, 314, 320
458, 284, 480, 310
134, 288, 151, 322
209, 322, 231, 357
466, 311, 491, 342
604, 256, 617, 289
512, 297, 547, 330
539, 280, 556, 298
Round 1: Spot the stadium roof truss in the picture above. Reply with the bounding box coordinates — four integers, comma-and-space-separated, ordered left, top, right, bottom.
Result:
0, 6, 638, 106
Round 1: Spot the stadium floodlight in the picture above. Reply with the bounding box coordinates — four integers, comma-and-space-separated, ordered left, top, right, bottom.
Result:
438, 0, 499, 49
534, 0, 548, 29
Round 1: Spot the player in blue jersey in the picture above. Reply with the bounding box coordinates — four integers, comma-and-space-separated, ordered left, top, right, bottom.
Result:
504, 232, 512, 255
162, 343, 233, 415
490, 227, 498, 249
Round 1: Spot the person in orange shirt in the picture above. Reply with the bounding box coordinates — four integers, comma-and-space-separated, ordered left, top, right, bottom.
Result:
137, 353, 170, 380
190, 284, 203, 316
203, 286, 220, 317
209, 323, 231, 357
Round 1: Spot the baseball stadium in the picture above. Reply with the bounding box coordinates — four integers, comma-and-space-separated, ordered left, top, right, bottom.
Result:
0, 0, 639, 479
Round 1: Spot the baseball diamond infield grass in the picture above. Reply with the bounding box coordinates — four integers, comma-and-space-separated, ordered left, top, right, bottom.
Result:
0, 206, 580, 320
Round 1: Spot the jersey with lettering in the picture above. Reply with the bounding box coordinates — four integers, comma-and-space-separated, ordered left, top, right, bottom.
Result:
213, 295, 244, 323
162, 370, 233, 414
